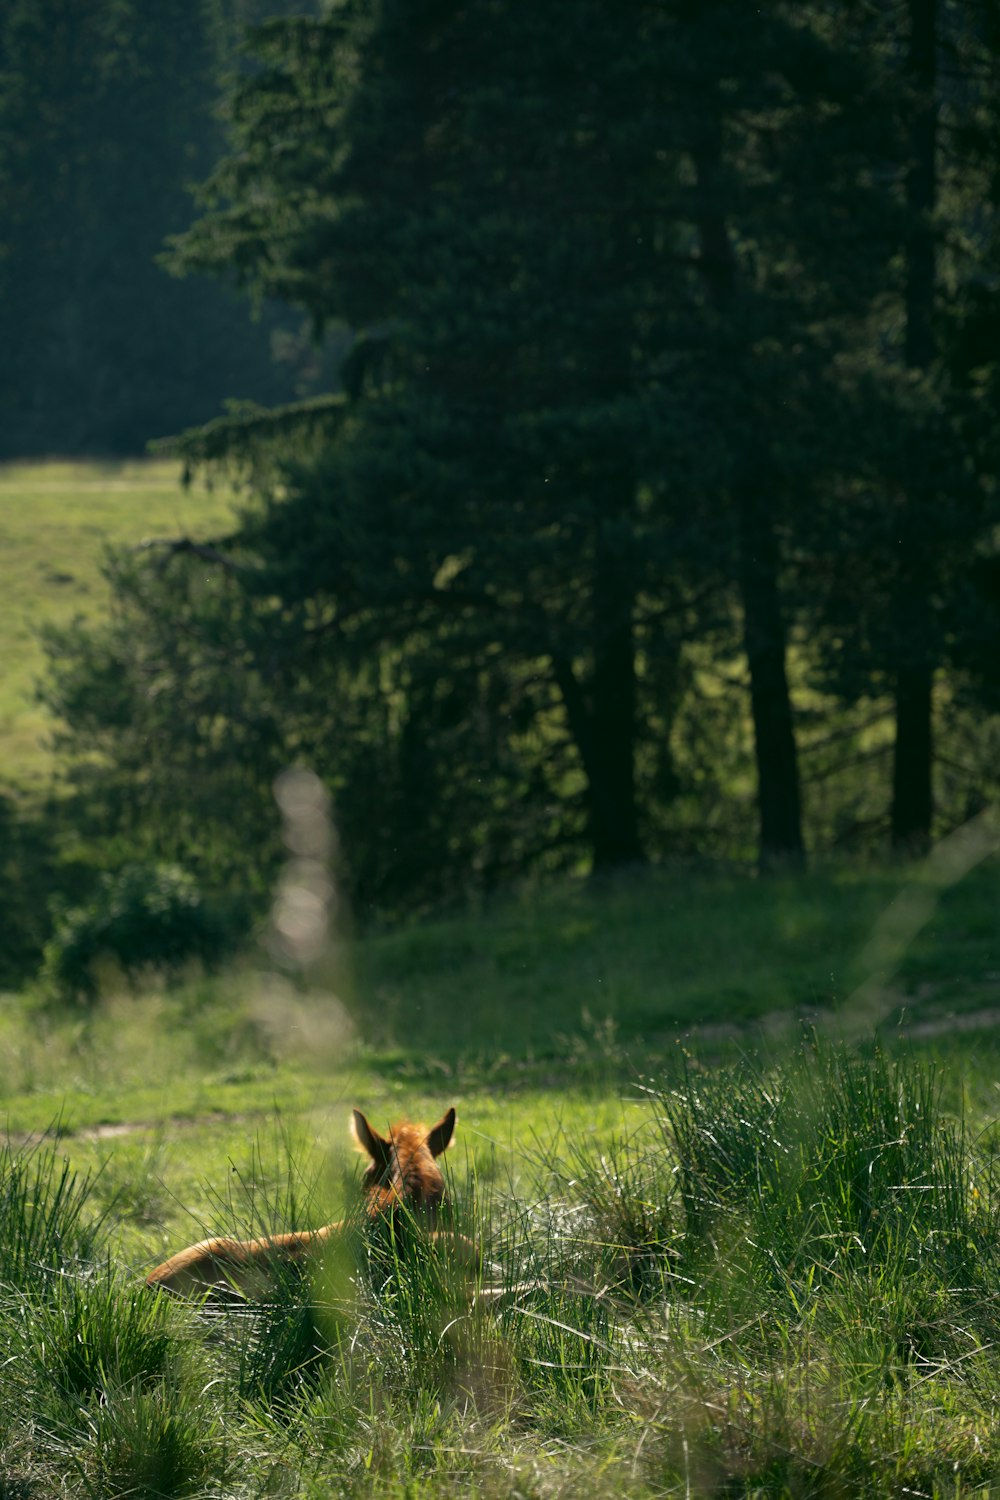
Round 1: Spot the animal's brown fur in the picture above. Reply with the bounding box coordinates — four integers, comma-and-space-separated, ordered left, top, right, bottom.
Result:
146, 1106, 462, 1296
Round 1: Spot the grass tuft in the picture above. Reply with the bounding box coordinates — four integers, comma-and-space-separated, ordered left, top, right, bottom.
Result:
0, 1133, 109, 1290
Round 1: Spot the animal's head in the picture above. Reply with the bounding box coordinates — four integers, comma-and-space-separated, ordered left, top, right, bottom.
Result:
351, 1106, 456, 1223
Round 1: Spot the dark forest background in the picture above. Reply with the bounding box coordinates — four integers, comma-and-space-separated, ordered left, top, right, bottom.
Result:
0, 0, 336, 455
4, 0, 1000, 983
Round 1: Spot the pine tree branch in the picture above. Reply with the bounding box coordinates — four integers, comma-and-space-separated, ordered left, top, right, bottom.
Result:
132, 536, 248, 575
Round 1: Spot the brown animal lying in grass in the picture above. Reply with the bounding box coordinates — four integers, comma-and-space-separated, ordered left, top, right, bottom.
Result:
146, 1106, 476, 1297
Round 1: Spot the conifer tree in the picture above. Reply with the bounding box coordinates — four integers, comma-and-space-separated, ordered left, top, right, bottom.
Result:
41, 0, 1000, 905
169, 0, 897, 871
0, 0, 296, 455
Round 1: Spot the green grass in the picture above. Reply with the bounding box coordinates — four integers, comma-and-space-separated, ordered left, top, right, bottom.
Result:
4, 468, 1000, 1490
3, 1027, 1000, 1497
0, 458, 237, 797
3, 856, 999, 1173
0, 761, 999, 1491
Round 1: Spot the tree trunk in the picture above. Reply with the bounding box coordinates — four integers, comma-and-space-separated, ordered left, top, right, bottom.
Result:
693, 111, 805, 867
892, 0, 938, 853
588, 540, 644, 868
552, 537, 644, 872
738, 486, 805, 866
904, 0, 937, 376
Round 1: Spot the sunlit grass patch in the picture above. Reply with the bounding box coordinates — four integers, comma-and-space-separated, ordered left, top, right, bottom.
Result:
2, 840, 1000, 1493
1, 1037, 1000, 1495
0, 458, 237, 795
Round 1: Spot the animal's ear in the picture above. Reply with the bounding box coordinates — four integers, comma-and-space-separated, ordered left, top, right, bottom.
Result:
351, 1109, 392, 1167
426, 1106, 456, 1157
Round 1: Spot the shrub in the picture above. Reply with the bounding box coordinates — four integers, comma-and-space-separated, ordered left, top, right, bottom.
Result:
40, 863, 244, 1004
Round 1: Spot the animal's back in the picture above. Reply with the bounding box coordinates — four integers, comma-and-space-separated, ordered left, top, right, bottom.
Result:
146, 1226, 337, 1296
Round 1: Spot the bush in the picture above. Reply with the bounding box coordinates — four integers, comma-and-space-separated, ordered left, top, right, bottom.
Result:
40, 863, 243, 1004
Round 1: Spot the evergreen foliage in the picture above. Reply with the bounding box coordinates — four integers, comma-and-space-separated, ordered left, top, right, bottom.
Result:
34, 0, 1000, 918
0, 0, 314, 456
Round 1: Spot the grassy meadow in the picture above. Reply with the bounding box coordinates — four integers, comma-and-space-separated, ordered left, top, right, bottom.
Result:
0, 459, 237, 796
2, 853, 1000, 1496
4, 462, 1000, 1495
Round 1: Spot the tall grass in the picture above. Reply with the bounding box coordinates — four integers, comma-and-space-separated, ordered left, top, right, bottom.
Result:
3, 1040, 1000, 1495
0, 1136, 226, 1497
0, 1133, 109, 1288
659, 1040, 977, 1284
